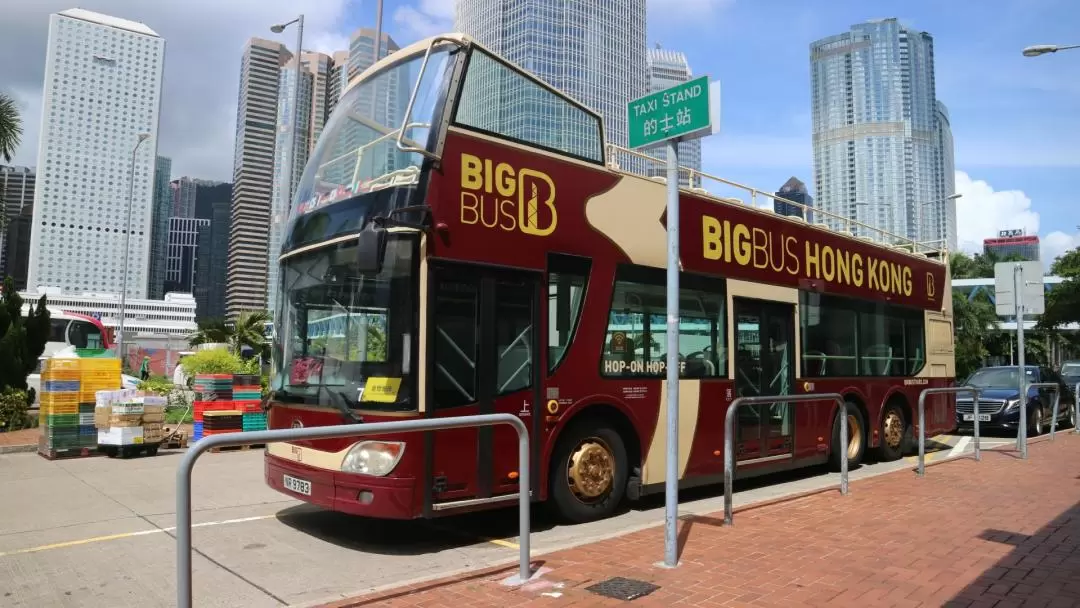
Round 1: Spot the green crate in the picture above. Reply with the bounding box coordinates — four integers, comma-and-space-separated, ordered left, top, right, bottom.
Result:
78, 403, 96, 414
42, 413, 80, 427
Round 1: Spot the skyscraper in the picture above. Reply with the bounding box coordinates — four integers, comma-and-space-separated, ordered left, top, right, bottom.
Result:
148, 155, 172, 299
645, 45, 702, 187
266, 59, 315, 314
226, 37, 289, 317
193, 181, 232, 320
0, 165, 35, 290
171, 176, 198, 218
27, 9, 165, 297
810, 18, 954, 246
933, 101, 956, 251
774, 177, 814, 222
455, 0, 648, 162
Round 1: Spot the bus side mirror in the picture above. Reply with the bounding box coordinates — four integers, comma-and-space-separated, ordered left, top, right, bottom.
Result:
355, 225, 386, 273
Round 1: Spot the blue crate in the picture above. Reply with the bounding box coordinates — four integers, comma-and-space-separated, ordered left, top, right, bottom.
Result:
193, 421, 204, 442
44, 380, 81, 392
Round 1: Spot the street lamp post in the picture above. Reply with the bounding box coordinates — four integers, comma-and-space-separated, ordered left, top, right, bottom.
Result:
919, 192, 962, 250
1023, 44, 1080, 57
270, 15, 305, 220
117, 132, 151, 365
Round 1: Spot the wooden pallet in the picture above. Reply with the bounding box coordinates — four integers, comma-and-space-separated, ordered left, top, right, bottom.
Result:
37, 446, 102, 461
208, 443, 266, 453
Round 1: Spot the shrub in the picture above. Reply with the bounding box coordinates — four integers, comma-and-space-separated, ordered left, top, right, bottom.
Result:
179, 348, 245, 376
0, 388, 31, 433
137, 376, 175, 396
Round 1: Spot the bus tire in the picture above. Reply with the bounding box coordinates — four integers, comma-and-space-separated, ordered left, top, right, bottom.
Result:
829, 402, 866, 470
548, 422, 628, 524
876, 402, 908, 462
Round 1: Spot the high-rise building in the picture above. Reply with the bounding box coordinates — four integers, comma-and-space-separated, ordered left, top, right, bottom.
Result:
984, 230, 1040, 262
148, 155, 172, 299
171, 176, 198, 218
28, 9, 165, 297
193, 181, 232, 320
327, 49, 350, 115
810, 18, 953, 246
645, 45, 702, 187
226, 37, 290, 317
266, 60, 315, 314
0, 165, 35, 290
347, 28, 398, 83
932, 101, 957, 251
455, 0, 648, 165
774, 177, 814, 222
165, 217, 210, 294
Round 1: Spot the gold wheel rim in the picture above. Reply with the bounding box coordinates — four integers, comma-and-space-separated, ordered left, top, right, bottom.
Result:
882, 411, 904, 449
847, 414, 863, 459
567, 438, 615, 504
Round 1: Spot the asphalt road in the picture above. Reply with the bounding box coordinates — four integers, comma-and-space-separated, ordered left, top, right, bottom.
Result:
0, 431, 1046, 608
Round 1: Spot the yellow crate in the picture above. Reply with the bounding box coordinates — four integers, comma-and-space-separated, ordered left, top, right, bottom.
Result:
40, 392, 79, 407
77, 358, 121, 371
42, 370, 81, 382
39, 402, 80, 415
80, 370, 120, 383
43, 359, 84, 372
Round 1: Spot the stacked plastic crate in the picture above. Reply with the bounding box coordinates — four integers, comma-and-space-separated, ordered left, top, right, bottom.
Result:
192, 374, 233, 442
233, 374, 265, 432
79, 358, 121, 447
38, 360, 90, 458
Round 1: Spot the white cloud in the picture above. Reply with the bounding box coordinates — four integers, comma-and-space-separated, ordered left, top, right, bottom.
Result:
0, 0, 351, 180
955, 170, 1079, 271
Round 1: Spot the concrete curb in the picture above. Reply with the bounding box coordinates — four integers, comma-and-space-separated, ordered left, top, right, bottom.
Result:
0, 444, 37, 455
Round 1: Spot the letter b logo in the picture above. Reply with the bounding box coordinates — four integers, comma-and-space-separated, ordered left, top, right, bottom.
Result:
517, 168, 556, 237
925, 272, 936, 299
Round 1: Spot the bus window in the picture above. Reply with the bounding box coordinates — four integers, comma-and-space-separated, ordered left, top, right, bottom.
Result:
600, 265, 726, 379
547, 254, 591, 373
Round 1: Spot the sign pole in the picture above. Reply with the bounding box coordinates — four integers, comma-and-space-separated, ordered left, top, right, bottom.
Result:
1014, 263, 1028, 459
663, 139, 680, 569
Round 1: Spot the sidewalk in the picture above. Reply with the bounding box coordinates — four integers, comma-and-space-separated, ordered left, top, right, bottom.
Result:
322, 435, 1080, 607
0, 428, 38, 454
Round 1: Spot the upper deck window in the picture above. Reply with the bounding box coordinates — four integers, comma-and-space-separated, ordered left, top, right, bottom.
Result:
454, 49, 605, 164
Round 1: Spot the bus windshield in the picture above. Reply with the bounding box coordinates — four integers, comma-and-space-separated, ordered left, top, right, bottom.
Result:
288, 43, 458, 221
272, 234, 417, 412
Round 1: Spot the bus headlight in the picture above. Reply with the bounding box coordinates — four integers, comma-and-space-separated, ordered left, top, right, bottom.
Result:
341, 441, 405, 476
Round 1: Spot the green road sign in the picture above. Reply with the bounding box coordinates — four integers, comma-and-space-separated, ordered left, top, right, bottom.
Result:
627, 75, 714, 149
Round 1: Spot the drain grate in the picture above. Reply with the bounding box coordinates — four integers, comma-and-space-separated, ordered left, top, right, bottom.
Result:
585, 576, 660, 601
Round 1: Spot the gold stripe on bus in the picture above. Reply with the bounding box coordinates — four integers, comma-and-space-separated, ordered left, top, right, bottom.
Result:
279, 233, 360, 262
641, 379, 701, 484
266, 442, 351, 471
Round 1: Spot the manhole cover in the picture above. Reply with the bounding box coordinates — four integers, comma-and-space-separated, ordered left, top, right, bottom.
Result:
585, 576, 660, 601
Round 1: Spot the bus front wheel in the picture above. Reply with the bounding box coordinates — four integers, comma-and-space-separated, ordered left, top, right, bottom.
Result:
548, 422, 628, 524
876, 402, 908, 462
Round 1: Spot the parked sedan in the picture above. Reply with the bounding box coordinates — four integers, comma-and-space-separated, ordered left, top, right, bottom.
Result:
956, 365, 1076, 435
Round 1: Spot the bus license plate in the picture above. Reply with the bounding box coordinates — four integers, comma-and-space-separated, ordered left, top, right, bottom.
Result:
963, 413, 990, 422
283, 474, 311, 496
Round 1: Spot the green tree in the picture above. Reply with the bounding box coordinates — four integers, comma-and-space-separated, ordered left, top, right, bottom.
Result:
188, 318, 230, 347
1038, 247, 1080, 331
952, 289, 1001, 380
0, 276, 49, 392
0, 93, 21, 163
229, 310, 271, 358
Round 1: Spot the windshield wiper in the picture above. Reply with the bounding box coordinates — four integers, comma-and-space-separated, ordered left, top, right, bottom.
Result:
331, 390, 364, 424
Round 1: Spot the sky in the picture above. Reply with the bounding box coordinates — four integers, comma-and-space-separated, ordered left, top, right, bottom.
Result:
1, 0, 1078, 266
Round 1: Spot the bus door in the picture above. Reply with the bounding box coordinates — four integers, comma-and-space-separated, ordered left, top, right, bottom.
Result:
425, 262, 541, 514
732, 298, 796, 463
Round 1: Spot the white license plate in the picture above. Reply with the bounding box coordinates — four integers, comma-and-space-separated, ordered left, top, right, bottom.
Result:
283, 474, 312, 496
962, 413, 991, 422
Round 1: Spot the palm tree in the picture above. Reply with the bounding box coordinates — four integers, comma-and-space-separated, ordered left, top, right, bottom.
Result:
0, 93, 22, 163
187, 318, 230, 347
952, 291, 1001, 379
229, 310, 271, 357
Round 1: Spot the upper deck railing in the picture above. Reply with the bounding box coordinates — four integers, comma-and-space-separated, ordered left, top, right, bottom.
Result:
605, 144, 949, 260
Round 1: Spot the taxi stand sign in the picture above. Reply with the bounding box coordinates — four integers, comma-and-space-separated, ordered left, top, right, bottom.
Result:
626, 75, 719, 570
627, 75, 718, 149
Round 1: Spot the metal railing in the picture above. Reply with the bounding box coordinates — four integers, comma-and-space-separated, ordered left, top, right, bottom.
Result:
1074, 383, 1079, 436
605, 144, 948, 257
175, 413, 531, 608
917, 386, 981, 476
1024, 383, 1061, 457
724, 393, 847, 525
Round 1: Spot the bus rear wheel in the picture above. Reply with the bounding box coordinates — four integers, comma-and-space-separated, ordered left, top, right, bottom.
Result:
876, 403, 908, 462
549, 423, 628, 524
829, 402, 866, 470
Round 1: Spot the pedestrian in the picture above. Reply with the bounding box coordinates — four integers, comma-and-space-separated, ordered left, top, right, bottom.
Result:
139, 355, 151, 381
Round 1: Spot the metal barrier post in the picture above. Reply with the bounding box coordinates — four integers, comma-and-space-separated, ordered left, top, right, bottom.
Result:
724, 393, 846, 526
176, 414, 531, 608
917, 386, 981, 475
1050, 385, 1062, 440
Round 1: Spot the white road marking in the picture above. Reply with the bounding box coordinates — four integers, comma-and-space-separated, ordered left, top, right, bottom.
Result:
947, 436, 971, 458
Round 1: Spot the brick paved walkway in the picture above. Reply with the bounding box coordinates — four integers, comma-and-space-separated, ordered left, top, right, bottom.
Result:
0, 428, 38, 451
322, 435, 1080, 607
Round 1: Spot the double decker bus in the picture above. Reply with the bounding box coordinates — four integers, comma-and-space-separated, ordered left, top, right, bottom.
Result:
265, 33, 956, 523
